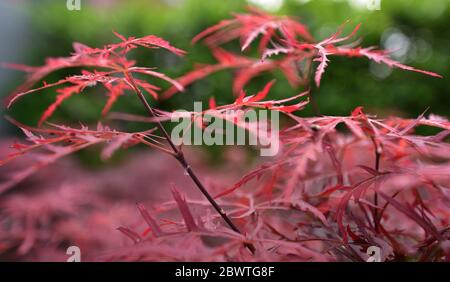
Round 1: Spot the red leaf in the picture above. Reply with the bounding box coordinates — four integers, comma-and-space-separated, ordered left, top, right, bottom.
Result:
314, 46, 329, 87
208, 97, 216, 110
379, 192, 443, 242
359, 48, 442, 78
170, 183, 198, 232
235, 90, 247, 105
163, 64, 228, 99
39, 84, 83, 126
111, 31, 187, 56
137, 203, 164, 237
117, 227, 142, 244
192, 19, 236, 44
101, 80, 129, 115
248, 80, 275, 103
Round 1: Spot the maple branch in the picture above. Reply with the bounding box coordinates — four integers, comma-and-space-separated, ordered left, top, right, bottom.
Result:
123, 71, 256, 254
373, 147, 381, 232
368, 135, 382, 233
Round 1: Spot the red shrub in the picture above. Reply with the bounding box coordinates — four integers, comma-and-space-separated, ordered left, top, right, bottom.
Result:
0, 7, 448, 261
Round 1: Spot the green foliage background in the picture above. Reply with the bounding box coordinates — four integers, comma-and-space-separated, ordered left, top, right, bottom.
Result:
0, 0, 448, 165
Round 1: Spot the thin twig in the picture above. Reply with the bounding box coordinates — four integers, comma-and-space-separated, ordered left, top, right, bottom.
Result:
373, 141, 381, 232
124, 71, 256, 254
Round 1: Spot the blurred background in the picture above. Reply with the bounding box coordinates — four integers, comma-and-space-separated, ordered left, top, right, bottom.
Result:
0, 0, 448, 160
